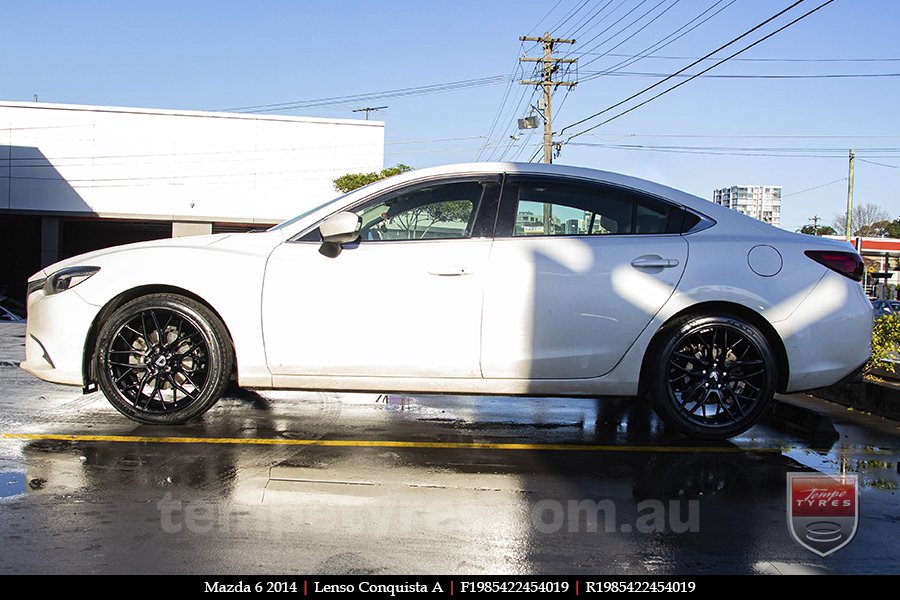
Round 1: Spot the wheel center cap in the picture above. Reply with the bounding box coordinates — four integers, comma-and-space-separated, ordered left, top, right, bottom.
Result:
708, 370, 720, 383
154, 355, 167, 368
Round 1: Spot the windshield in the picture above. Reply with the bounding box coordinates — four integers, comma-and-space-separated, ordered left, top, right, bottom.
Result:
267, 192, 353, 232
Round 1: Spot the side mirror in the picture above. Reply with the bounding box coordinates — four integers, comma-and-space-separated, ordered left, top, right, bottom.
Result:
319, 212, 361, 244
318, 212, 361, 257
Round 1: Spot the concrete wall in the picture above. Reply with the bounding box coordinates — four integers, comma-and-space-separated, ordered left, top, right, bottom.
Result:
0, 101, 384, 225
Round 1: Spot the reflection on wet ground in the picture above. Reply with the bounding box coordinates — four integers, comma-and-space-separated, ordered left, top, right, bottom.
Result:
0, 368, 898, 574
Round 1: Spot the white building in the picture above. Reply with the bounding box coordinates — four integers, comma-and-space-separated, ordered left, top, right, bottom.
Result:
0, 101, 384, 299
712, 184, 782, 227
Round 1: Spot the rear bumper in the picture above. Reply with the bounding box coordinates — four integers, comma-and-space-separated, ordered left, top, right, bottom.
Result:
775, 271, 872, 392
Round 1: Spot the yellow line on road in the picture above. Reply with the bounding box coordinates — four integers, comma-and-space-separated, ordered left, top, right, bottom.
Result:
0, 432, 782, 453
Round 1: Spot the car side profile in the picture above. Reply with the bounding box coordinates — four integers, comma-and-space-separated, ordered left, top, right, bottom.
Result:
21, 162, 872, 439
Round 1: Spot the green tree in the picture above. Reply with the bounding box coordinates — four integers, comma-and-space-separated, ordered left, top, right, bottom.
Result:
798, 224, 837, 236
888, 218, 900, 238
868, 218, 900, 238
332, 164, 412, 193
868, 314, 900, 374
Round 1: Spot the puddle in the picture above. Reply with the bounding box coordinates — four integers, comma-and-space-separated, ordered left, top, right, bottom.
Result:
0, 471, 26, 498
783, 447, 899, 491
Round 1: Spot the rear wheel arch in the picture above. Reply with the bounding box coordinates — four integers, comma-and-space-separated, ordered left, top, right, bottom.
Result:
82, 285, 237, 389
639, 301, 789, 397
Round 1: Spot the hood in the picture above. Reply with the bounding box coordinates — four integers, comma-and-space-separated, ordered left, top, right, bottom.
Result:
32, 233, 235, 279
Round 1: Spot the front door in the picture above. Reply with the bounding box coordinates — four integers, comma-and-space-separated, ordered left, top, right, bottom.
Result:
263, 177, 500, 378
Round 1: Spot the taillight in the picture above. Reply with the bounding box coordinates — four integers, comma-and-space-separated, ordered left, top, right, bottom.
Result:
804, 250, 864, 281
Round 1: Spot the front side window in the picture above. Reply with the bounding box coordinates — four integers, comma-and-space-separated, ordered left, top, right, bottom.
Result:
356, 180, 490, 241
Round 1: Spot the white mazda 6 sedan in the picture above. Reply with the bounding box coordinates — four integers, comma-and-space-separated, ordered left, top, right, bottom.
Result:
22, 163, 872, 438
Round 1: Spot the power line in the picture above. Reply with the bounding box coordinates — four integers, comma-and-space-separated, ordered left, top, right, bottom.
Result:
858, 158, 900, 169
570, 0, 659, 59
577, 52, 900, 62
574, 0, 681, 68
567, 143, 900, 152
582, 70, 900, 79
219, 75, 508, 113
585, 132, 900, 139
566, 142, 891, 159
783, 177, 848, 197
488, 83, 539, 161
477, 43, 527, 160
561, 0, 808, 135
578, 0, 737, 80
549, 0, 594, 35
562, 0, 836, 141
526, 0, 566, 36
562, 0, 620, 40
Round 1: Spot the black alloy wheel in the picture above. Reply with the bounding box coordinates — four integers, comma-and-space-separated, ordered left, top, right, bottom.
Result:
95, 294, 233, 424
647, 315, 777, 439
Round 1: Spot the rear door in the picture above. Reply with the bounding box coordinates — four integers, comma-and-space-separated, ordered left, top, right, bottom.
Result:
481, 176, 689, 379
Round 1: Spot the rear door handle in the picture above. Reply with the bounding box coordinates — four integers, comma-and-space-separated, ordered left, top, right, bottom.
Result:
428, 265, 468, 276
631, 256, 680, 269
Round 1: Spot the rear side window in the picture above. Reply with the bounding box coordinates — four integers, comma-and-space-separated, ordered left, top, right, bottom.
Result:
507, 178, 695, 237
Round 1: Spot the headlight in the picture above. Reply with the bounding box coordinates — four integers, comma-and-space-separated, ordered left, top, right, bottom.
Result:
27, 278, 47, 297
43, 266, 101, 296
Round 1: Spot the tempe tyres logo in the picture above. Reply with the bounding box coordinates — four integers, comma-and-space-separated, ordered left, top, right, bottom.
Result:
787, 473, 858, 557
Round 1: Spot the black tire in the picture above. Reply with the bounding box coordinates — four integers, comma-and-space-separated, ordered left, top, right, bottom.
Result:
646, 314, 777, 440
95, 293, 233, 425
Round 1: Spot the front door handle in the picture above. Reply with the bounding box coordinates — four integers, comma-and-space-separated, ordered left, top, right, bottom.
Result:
428, 265, 468, 276
631, 256, 680, 269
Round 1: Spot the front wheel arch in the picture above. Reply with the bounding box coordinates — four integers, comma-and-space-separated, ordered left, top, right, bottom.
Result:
83, 285, 236, 389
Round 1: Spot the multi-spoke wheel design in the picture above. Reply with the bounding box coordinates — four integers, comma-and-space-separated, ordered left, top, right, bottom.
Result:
96, 294, 233, 424
647, 315, 776, 439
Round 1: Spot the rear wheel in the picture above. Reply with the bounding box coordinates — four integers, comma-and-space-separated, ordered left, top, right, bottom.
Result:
647, 314, 776, 439
95, 294, 233, 424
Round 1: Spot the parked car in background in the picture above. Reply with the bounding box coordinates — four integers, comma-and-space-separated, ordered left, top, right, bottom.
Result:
0, 295, 26, 322
872, 299, 900, 321
20, 162, 873, 439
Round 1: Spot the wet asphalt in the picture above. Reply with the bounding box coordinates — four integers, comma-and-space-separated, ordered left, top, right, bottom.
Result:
0, 322, 898, 575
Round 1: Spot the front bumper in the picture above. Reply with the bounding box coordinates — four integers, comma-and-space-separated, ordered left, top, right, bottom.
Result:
20, 288, 100, 386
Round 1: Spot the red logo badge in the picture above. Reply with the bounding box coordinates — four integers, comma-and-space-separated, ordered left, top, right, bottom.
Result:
787, 473, 858, 557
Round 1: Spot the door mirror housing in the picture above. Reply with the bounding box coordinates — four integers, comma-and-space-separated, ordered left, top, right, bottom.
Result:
318, 212, 361, 257
319, 212, 361, 244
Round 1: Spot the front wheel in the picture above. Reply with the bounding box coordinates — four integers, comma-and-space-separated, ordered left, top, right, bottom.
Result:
95, 293, 233, 424
647, 315, 777, 439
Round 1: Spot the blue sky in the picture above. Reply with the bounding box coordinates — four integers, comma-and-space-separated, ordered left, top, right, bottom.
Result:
2, 0, 899, 231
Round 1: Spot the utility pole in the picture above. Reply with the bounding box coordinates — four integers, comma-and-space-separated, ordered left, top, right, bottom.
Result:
352, 106, 387, 120
519, 32, 577, 164
809, 215, 820, 236
520, 32, 576, 234
846, 149, 855, 241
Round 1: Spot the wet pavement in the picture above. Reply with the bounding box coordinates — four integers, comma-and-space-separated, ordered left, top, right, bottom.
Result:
0, 322, 898, 574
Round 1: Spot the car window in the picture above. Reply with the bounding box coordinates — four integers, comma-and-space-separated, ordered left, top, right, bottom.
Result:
356, 180, 489, 242
511, 180, 677, 237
